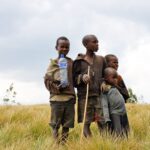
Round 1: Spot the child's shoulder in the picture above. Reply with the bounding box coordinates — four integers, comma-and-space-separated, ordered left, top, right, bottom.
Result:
73, 53, 85, 64
94, 54, 105, 65
66, 56, 74, 62
117, 74, 123, 82
49, 58, 58, 66
95, 54, 105, 60
108, 86, 120, 95
75, 53, 85, 60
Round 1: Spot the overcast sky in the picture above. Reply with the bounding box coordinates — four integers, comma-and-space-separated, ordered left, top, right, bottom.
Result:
0, 0, 150, 104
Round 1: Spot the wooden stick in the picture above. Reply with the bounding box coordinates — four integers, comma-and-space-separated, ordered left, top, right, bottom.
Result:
80, 66, 90, 142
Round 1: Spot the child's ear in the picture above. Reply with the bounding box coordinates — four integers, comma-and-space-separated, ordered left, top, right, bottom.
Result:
83, 43, 87, 47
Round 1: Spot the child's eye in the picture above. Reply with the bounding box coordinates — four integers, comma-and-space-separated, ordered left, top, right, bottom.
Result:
60, 46, 69, 49
113, 76, 117, 79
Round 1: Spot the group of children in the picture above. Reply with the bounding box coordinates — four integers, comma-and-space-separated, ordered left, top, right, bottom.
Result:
44, 35, 130, 144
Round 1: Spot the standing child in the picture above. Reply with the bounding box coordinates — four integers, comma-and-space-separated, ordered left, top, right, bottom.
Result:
44, 36, 75, 144
101, 67, 130, 137
73, 34, 106, 137
105, 54, 129, 102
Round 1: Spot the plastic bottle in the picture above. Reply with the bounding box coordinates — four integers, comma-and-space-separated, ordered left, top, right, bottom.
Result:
58, 54, 68, 87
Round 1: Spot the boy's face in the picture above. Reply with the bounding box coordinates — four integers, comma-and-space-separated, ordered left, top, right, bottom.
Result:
105, 72, 118, 86
107, 57, 118, 70
85, 36, 99, 52
56, 39, 70, 56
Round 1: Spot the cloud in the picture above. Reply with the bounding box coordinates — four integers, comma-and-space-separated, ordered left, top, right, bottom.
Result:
119, 37, 150, 103
0, 0, 150, 104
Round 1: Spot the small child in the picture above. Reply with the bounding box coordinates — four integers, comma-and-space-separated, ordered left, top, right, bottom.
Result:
73, 34, 106, 137
44, 36, 75, 144
101, 67, 129, 137
105, 54, 129, 103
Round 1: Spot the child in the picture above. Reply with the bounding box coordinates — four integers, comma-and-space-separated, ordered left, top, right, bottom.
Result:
73, 34, 106, 137
101, 67, 129, 137
104, 54, 129, 103
44, 36, 75, 144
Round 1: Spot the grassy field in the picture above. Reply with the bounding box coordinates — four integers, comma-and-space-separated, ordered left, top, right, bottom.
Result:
0, 104, 150, 150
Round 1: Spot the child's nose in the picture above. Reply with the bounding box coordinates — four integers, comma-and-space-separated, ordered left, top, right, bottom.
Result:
63, 47, 68, 51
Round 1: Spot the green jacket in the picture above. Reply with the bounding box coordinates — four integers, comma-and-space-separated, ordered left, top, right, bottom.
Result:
44, 57, 75, 99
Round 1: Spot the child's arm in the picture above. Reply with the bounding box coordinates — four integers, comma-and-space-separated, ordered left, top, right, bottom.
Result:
44, 60, 61, 94
44, 74, 60, 94
73, 61, 84, 86
117, 75, 129, 102
101, 93, 111, 123
73, 61, 90, 86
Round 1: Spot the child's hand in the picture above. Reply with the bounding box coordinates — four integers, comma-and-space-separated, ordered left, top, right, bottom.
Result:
100, 82, 107, 92
50, 82, 60, 93
101, 82, 111, 92
58, 83, 69, 90
82, 74, 90, 84
105, 121, 111, 128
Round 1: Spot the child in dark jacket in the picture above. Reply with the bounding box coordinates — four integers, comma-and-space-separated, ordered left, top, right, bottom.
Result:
105, 54, 129, 103
73, 34, 106, 137
44, 36, 75, 144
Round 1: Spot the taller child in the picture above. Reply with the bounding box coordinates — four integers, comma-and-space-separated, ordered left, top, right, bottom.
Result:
44, 36, 75, 144
73, 34, 106, 137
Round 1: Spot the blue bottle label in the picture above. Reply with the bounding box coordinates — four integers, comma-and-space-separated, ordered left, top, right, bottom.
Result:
59, 62, 67, 68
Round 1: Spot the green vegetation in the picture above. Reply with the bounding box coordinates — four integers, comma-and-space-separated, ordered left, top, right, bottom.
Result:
2, 83, 20, 105
127, 88, 138, 103
0, 104, 150, 150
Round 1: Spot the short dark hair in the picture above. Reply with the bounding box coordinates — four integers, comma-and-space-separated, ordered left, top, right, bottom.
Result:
105, 54, 118, 63
56, 36, 69, 47
82, 34, 96, 46
104, 67, 117, 78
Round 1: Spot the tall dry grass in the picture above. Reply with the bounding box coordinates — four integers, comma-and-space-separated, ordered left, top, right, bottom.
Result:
0, 104, 150, 150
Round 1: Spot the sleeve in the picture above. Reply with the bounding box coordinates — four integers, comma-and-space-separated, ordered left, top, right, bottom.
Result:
117, 75, 130, 103
102, 57, 107, 78
101, 93, 111, 123
44, 63, 52, 91
72, 60, 85, 87
44, 62, 60, 94
44, 74, 54, 92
